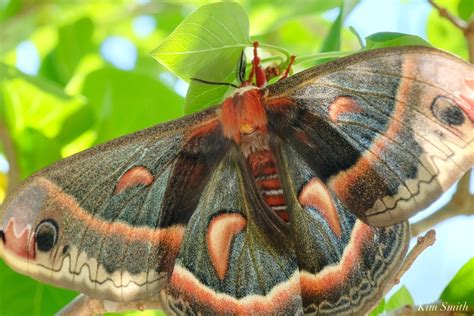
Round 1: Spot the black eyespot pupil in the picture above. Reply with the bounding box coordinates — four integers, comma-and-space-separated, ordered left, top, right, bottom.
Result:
431, 96, 465, 126
35, 219, 58, 252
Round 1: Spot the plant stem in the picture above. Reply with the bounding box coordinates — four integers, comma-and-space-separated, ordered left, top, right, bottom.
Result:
295, 50, 359, 64
258, 43, 291, 59
0, 122, 20, 195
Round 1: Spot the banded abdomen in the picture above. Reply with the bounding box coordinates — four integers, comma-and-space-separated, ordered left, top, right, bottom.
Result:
247, 150, 289, 222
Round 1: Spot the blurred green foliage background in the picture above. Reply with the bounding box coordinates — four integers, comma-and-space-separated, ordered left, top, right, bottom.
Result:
0, 0, 473, 315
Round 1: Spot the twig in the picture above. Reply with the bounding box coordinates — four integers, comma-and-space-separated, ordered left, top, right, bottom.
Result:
0, 122, 20, 195
428, 0, 467, 30
56, 294, 163, 316
382, 230, 437, 297
428, 0, 474, 62
411, 171, 473, 236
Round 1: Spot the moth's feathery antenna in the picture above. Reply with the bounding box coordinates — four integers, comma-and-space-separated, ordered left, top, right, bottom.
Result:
190, 78, 238, 88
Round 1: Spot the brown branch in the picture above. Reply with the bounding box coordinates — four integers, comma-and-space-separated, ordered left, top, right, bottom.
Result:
428, 0, 467, 30
56, 294, 164, 316
0, 122, 20, 195
381, 230, 437, 298
428, 0, 474, 62
466, 22, 474, 63
411, 171, 473, 236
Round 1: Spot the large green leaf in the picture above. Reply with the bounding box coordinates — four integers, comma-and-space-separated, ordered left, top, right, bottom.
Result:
319, 0, 360, 53
440, 257, 474, 305
365, 32, 431, 50
39, 17, 95, 85
151, 2, 251, 82
81, 67, 183, 144
152, 2, 251, 113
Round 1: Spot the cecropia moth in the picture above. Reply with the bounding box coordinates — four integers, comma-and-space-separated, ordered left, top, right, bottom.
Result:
1, 44, 473, 315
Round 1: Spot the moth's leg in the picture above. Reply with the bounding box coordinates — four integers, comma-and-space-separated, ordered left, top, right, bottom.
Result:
279, 55, 296, 80
246, 41, 267, 87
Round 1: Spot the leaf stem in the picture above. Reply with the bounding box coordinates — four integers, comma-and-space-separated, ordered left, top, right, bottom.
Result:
295, 50, 360, 63
258, 43, 291, 59
259, 56, 285, 64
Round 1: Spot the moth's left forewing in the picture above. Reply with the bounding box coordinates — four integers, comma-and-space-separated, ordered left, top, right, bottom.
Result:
265, 47, 474, 226
0, 108, 229, 301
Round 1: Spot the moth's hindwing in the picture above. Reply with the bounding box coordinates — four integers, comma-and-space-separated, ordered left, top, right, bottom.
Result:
275, 140, 409, 315
265, 46, 474, 226
0, 108, 229, 301
159, 147, 303, 314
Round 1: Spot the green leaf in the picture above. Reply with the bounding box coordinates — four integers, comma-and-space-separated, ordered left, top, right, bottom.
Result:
0, 63, 86, 176
81, 67, 183, 144
39, 17, 95, 85
184, 80, 232, 114
151, 2, 251, 83
458, 0, 474, 21
369, 298, 385, 316
365, 32, 431, 50
1, 66, 85, 139
385, 286, 414, 312
0, 259, 77, 316
320, 0, 360, 53
152, 2, 251, 113
440, 257, 474, 305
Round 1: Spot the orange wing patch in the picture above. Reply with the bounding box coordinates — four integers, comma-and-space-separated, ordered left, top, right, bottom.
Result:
299, 178, 341, 237
328, 96, 362, 123
206, 213, 246, 280
114, 166, 154, 195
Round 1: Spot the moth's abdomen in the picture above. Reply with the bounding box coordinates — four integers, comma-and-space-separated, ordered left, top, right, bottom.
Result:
247, 150, 289, 222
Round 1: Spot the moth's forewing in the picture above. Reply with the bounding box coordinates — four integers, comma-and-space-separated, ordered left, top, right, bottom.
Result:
264, 46, 474, 226
0, 108, 228, 301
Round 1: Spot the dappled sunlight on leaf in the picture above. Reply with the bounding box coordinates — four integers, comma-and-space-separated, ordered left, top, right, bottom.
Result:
0, 172, 7, 203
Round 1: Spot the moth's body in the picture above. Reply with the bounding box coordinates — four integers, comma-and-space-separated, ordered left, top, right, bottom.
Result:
1, 46, 474, 315
220, 87, 289, 221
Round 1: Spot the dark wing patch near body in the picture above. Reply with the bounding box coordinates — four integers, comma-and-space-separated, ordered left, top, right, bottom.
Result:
265, 46, 474, 226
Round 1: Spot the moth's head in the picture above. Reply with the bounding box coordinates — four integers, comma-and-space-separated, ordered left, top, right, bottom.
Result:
0, 177, 66, 280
